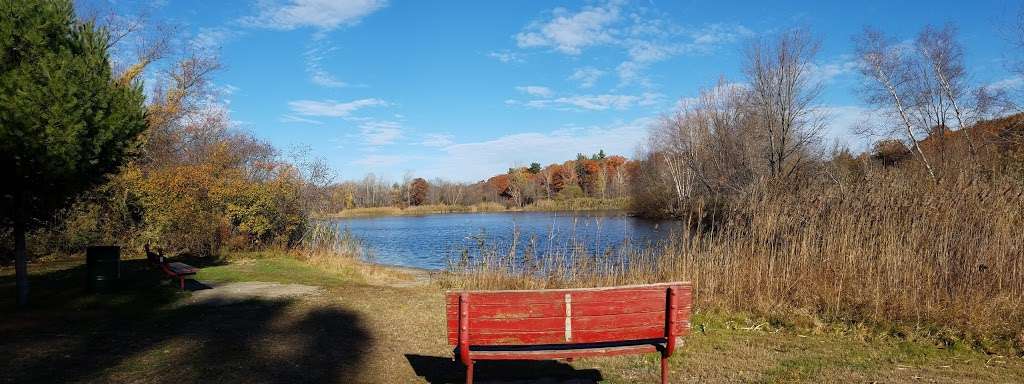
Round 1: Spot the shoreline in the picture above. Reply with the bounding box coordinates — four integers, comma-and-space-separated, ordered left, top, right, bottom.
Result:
316, 198, 631, 219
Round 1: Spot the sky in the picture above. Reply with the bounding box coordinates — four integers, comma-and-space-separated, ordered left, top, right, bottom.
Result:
94, 0, 1023, 182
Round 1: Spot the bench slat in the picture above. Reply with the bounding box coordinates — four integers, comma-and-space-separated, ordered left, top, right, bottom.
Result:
465, 311, 667, 332
448, 321, 688, 345
445, 299, 676, 319
469, 343, 662, 360
452, 326, 670, 345
445, 288, 672, 306
166, 262, 198, 275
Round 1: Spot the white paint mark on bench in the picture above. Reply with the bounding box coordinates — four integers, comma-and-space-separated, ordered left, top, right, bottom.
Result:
564, 293, 572, 342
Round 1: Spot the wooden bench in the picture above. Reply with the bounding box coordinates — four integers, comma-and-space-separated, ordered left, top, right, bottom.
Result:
145, 245, 199, 290
446, 282, 692, 384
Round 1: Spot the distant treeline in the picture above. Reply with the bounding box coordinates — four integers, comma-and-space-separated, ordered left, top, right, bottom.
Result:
316, 150, 635, 212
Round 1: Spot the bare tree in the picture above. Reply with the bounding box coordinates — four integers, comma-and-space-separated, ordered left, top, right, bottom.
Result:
743, 28, 826, 180
855, 27, 939, 181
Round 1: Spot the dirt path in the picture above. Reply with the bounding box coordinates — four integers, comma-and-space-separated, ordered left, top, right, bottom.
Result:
185, 281, 322, 305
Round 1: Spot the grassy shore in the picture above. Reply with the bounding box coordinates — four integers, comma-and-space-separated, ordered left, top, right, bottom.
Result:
319, 198, 630, 218
3, 252, 1023, 383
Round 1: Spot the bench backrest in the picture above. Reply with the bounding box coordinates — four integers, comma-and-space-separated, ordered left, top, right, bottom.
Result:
446, 282, 692, 346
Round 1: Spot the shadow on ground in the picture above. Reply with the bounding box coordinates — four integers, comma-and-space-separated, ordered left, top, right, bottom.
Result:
1, 259, 372, 384
406, 354, 603, 384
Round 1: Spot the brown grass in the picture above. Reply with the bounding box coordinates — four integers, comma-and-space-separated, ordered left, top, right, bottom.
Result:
318, 198, 630, 219
321, 202, 507, 218
441, 173, 1024, 353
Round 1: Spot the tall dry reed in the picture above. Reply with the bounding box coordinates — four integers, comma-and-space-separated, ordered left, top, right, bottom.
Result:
442, 173, 1024, 351
298, 221, 367, 270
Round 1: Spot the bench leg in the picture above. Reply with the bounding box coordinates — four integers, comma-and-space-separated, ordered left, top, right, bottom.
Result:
465, 360, 473, 384
179, 276, 185, 290
661, 354, 669, 384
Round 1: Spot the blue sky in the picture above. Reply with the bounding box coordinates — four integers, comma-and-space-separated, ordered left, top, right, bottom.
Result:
103, 0, 1022, 182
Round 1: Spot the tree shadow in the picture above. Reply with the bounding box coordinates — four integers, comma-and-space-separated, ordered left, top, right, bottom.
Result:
1, 260, 373, 384
405, 354, 603, 384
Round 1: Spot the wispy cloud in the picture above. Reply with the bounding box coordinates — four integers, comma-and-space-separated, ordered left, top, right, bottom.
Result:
304, 43, 348, 88
818, 105, 876, 151
243, 0, 388, 31
190, 27, 242, 50
511, 2, 751, 86
989, 75, 1024, 91
352, 154, 407, 167
515, 85, 554, 97
808, 56, 859, 84
569, 67, 605, 88
421, 133, 455, 147
358, 120, 402, 146
280, 114, 325, 125
684, 23, 753, 50
507, 92, 662, 111
288, 98, 388, 117
488, 50, 523, 63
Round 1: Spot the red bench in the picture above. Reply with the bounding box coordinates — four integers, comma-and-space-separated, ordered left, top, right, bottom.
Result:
145, 245, 199, 290
446, 282, 692, 384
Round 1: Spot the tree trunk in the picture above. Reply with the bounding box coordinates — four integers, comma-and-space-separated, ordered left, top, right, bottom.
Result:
14, 216, 29, 307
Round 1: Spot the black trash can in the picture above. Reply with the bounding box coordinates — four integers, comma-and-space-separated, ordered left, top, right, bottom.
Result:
87, 246, 121, 292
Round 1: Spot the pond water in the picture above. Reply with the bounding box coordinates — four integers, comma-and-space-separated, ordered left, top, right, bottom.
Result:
329, 211, 681, 270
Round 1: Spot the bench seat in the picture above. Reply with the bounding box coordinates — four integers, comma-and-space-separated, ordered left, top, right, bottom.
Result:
165, 262, 199, 276
461, 339, 665, 360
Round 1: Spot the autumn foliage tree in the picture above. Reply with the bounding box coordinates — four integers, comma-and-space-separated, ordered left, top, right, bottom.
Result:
409, 178, 429, 206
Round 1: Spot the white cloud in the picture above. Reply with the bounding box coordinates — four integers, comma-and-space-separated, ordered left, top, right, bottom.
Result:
569, 67, 605, 88
488, 50, 523, 63
288, 98, 388, 117
819, 105, 876, 151
352, 154, 407, 167
244, 0, 388, 31
626, 40, 679, 63
618, 23, 751, 86
515, 2, 622, 54
280, 114, 325, 125
359, 120, 402, 145
989, 75, 1024, 91
808, 57, 859, 84
421, 133, 455, 147
685, 23, 753, 49
419, 118, 654, 181
191, 27, 241, 50
616, 61, 649, 87
515, 85, 554, 97
508, 92, 662, 111
304, 44, 348, 88
512, 3, 751, 86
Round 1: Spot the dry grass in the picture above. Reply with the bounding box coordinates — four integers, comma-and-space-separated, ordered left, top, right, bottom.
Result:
525, 197, 631, 211
319, 199, 629, 218
322, 202, 507, 218
441, 173, 1024, 353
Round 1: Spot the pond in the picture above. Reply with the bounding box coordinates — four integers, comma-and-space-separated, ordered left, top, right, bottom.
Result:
329, 211, 681, 270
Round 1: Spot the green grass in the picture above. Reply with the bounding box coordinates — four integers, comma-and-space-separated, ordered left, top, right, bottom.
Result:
198, 252, 362, 287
